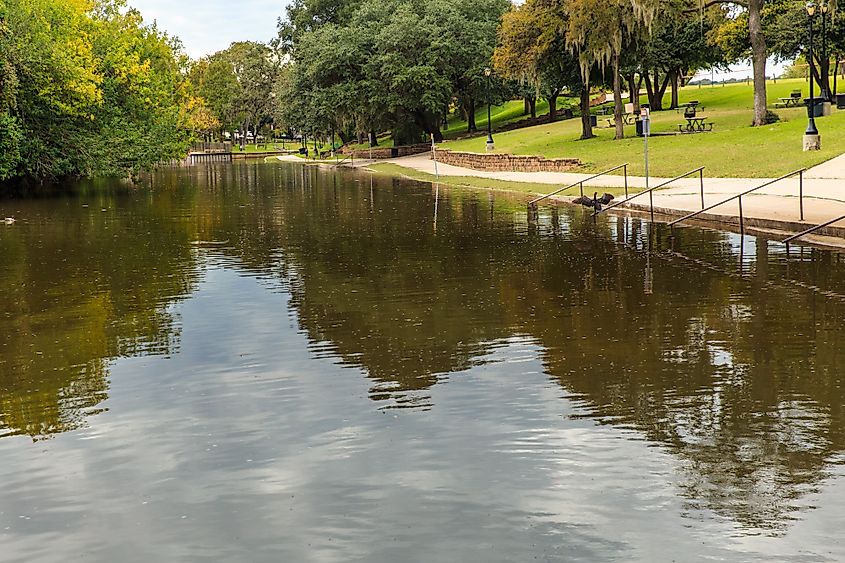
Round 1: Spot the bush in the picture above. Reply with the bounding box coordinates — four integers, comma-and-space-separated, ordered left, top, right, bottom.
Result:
763, 110, 781, 125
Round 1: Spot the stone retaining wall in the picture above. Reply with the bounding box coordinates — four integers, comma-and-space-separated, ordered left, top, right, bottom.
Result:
340, 143, 431, 159
434, 149, 580, 173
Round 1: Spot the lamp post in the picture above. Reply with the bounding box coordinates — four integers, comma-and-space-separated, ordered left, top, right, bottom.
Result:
804, 2, 821, 151
484, 67, 494, 152
821, 1, 830, 102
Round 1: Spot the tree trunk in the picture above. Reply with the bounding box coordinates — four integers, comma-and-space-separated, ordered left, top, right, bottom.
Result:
643, 72, 655, 108
749, 0, 768, 126
669, 69, 680, 109
650, 70, 670, 111
370, 129, 378, 147
812, 53, 832, 101
529, 96, 537, 119
579, 82, 593, 140
466, 97, 477, 132
626, 73, 641, 113
613, 54, 624, 140
524, 97, 531, 116
547, 91, 559, 122
834, 60, 839, 98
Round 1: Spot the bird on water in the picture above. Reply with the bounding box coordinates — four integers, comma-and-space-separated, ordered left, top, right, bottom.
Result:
572, 193, 614, 210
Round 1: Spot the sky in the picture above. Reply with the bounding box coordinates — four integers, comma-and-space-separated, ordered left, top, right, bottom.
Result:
128, 0, 793, 77
129, 0, 289, 59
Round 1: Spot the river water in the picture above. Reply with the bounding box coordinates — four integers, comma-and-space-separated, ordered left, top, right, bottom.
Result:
1, 162, 844, 562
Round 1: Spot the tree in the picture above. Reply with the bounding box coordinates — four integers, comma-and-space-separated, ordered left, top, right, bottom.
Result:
278, 0, 509, 146
710, 0, 771, 126
0, 0, 192, 183
566, 0, 657, 139
766, 3, 845, 102
494, 0, 581, 124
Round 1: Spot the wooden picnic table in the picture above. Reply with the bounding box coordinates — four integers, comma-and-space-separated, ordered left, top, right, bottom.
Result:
604, 113, 637, 127
676, 101, 703, 112
776, 97, 802, 108
678, 116, 712, 133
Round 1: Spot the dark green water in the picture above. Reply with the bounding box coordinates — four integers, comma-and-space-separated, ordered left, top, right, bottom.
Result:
1, 162, 844, 562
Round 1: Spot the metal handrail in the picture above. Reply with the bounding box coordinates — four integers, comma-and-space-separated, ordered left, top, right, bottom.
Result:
668, 168, 806, 231
594, 166, 705, 219
783, 213, 845, 244
333, 153, 354, 167
528, 164, 628, 207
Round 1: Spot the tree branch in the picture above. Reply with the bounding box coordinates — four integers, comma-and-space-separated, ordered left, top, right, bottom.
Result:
682, 0, 748, 14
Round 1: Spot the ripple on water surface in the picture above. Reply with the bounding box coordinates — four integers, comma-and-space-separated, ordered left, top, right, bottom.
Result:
1, 163, 845, 561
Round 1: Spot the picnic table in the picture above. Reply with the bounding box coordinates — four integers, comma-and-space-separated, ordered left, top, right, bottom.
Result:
676, 101, 703, 113
775, 90, 803, 108
775, 97, 802, 108
604, 113, 637, 127
678, 116, 713, 133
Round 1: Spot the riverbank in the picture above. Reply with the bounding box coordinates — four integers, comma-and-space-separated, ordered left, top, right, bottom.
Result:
278, 152, 845, 248
387, 153, 845, 246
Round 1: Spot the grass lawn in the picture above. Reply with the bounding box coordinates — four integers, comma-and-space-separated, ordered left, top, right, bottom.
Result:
367, 162, 629, 198
231, 143, 292, 153
444, 97, 578, 139
342, 98, 570, 151
440, 78, 845, 178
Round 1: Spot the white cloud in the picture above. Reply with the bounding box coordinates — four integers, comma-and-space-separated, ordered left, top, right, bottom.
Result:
129, 0, 291, 59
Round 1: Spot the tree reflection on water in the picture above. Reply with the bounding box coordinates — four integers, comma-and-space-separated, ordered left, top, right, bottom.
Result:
2, 162, 844, 533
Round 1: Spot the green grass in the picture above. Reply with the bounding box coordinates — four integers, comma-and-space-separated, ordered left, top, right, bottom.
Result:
440, 78, 844, 178
231, 143, 291, 153
443, 98, 578, 138
367, 162, 629, 198
343, 98, 568, 151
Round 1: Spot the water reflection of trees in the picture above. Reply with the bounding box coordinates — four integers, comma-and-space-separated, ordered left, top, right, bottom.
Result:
0, 188, 200, 439
215, 165, 845, 533
4, 162, 845, 531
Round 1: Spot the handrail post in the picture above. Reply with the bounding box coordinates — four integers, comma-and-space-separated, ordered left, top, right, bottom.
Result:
649, 191, 654, 221
580, 181, 584, 198
799, 169, 804, 221
738, 195, 744, 234
699, 169, 705, 209
624, 165, 629, 199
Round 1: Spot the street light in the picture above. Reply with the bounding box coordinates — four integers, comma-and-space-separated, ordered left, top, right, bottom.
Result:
821, 1, 829, 101
484, 67, 494, 151
804, 2, 821, 151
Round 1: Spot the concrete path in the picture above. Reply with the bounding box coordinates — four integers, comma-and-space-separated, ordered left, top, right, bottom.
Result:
380, 153, 845, 229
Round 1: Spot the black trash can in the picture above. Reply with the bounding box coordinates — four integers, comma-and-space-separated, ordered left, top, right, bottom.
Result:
636, 118, 645, 137
805, 97, 825, 118
836, 93, 845, 110
589, 115, 597, 127
390, 147, 399, 158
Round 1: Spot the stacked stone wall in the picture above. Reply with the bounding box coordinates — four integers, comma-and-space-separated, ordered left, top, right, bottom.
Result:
434, 150, 580, 173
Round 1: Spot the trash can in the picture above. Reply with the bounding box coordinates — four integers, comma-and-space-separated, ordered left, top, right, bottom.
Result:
390, 147, 399, 158
805, 97, 825, 118
589, 115, 597, 127
836, 93, 845, 110
636, 118, 645, 137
